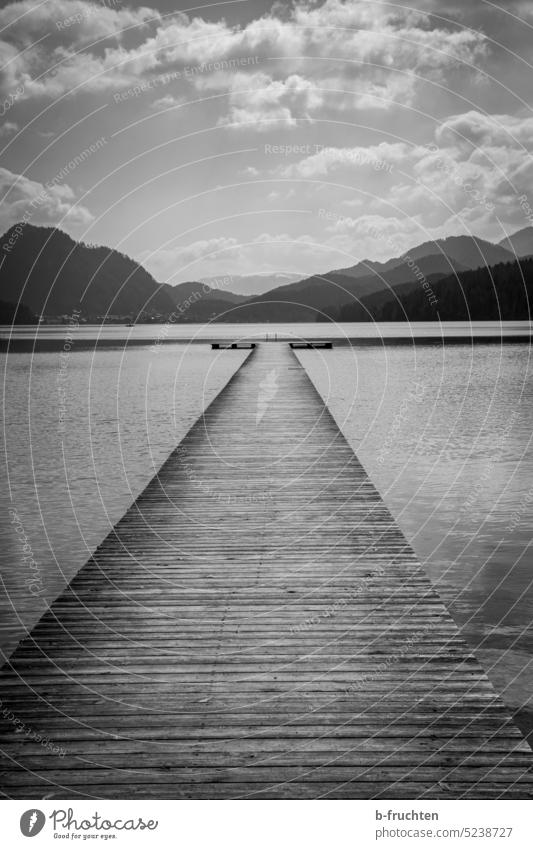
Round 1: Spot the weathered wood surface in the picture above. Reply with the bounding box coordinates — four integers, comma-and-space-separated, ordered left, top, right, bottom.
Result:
0, 343, 531, 799
211, 342, 256, 349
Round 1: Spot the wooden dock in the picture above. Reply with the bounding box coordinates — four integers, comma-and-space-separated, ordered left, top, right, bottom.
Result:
289, 340, 333, 349
0, 343, 531, 799
211, 341, 256, 349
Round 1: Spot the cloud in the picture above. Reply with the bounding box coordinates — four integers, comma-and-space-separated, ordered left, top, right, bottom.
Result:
0, 121, 18, 137
272, 106, 533, 257
140, 236, 239, 281
1, 0, 527, 273
182, 0, 487, 120
435, 110, 533, 150
0, 0, 487, 122
267, 188, 296, 201
326, 214, 431, 259
0, 168, 93, 232
323, 211, 426, 258
213, 72, 324, 129
0, 0, 157, 98
0, 0, 156, 46
281, 142, 419, 178
141, 232, 336, 282
150, 94, 184, 111
409, 115, 533, 227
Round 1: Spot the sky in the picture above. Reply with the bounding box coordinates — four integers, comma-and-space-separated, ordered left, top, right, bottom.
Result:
1, 0, 533, 284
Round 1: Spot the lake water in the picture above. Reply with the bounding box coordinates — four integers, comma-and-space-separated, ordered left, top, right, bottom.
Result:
1, 325, 532, 740
0, 343, 248, 658
2, 320, 532, 347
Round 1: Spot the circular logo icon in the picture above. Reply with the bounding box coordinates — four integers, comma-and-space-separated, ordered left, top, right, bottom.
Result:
20, 810, 46, 837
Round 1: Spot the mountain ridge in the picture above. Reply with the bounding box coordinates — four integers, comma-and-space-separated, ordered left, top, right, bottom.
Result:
1, 222, 531, 321
340, 258, 533, 322
0, 224, 175, 319
330, 235, 514, 280
498, 226, 533, 258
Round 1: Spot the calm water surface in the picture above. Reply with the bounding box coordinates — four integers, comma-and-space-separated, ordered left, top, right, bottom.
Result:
2, 321, 532, 344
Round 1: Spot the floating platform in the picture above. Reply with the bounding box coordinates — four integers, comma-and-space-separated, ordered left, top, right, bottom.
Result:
289, 340, 333, 349
211, 341, 256, 349
0, 343, 531, 799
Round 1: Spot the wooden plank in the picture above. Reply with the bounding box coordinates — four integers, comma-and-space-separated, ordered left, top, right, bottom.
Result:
289, 341, 333, 349
0, 343, 531, 800
211, 342, 256, 349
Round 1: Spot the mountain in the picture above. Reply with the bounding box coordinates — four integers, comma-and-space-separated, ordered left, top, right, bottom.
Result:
334, 235, 514, 280
340, 259, 533, 322
168, 295, 244, 322
210, 254, 465, 323
200, 272, 304, 296
1, 223, 527, 323
0, 299, 37, 324
400, 235, 513, 269
335, 277, 442, 322
169, 280, 246, 306
498, 227, 533, 258
0, 224, 175, 318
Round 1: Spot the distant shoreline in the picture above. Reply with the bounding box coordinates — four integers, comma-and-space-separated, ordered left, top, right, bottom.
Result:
2, 334, 532, 352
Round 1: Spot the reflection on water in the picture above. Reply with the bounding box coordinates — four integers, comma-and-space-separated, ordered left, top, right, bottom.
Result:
0, 344, 248, 659
297, 344, 533, 735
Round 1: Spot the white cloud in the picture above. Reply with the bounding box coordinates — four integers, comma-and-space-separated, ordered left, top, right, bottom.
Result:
0, 0, 157, 98
1, 0, 528, 272
267, 188, 297, 201
141, 232, 337, 282
410, 116, 533, 228
281, 142, 420, 178
325, 212, 423, 258
0, 121, 18, 137
435, 111, 533, 150
150, 94, 184, 111
0, 0, 487, 123
0, 168, 93, 232
269, 106, 533, 259
189, 0, 487, 121
214, 72, 324, 129
140, 237, 239, 281
0, 0, 156, 46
